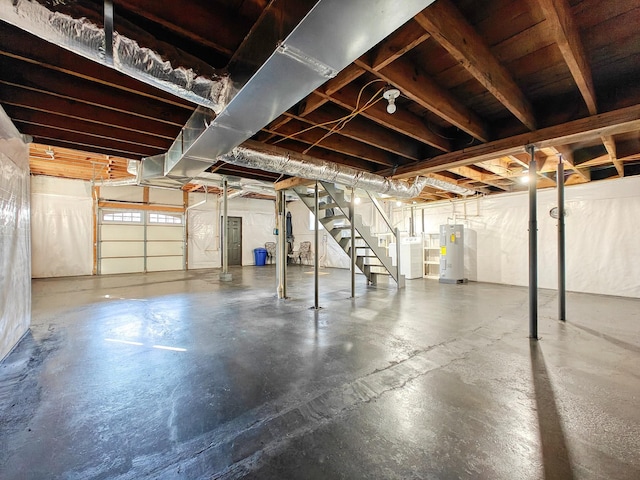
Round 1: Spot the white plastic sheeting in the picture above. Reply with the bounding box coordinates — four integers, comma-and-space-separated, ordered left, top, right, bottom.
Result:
187, 194, 277, 268
399, 176, 640, 298
31, 192, 93, 278
0, 107, 30, 361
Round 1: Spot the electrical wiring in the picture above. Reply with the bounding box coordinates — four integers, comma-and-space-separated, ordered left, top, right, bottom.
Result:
272, 78, 387, 149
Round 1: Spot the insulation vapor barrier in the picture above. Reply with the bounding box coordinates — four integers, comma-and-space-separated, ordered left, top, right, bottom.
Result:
0, 0, 230, 112
218, 142, 428, 198
0, 107, 30, 362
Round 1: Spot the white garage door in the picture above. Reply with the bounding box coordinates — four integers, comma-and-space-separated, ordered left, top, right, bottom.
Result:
98, 209, 185, 275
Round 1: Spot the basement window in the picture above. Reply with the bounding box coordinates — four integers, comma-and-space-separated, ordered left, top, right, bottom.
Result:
148, 213, 182, 225
102, 210, 143, 223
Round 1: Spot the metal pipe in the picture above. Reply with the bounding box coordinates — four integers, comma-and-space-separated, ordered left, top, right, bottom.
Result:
350, 188, 356, 298
220, 177, 232, 281
410, 206, 415, 237
314, 181, 320, 309
527, 145, 538, 339
104, 0, 114, 65
276, 190, 286, 298
395, 227, 402, 289
557, 156, 566, 321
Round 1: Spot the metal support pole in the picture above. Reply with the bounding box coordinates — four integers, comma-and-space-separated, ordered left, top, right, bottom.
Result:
276, 191, 286, 298
557, 156, 566, 321
527, 145, 538, 339
220, 177, 232, 282
410, 206, 415, 237
104, 0, 114, 65
395, 227, 402, 288
350, 188, 356, 298
314, 181, 320, 309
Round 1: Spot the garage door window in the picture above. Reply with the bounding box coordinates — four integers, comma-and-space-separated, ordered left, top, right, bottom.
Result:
148, 213, 182, 224
102, 210, 143, 223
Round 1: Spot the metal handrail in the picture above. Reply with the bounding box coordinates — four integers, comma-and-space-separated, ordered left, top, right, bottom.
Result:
365, 190, 394, 234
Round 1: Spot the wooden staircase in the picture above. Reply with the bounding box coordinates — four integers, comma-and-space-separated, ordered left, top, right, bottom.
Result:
292, 182, 405, 288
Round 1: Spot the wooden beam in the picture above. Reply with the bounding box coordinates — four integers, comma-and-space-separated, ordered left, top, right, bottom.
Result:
282, 108, 421, 161
538, 0, 597, 115
0, 87, 182, 139
274, 177, 315, 191
364, 57, 489, 141
415, 1, 536, 130
601, 135, 624, 177
271, 20, 431, 136
98, 201, 184, 213
478, 157, 515, 178
371, 20, 431, 71
321, 83, 452, 152
447, 166, 512, 191
388, 105, 640, 178
551, 146, 590, 182
264, 120, 396, 167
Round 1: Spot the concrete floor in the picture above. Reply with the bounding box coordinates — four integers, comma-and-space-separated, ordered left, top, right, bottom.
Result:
1, 266, 639, 479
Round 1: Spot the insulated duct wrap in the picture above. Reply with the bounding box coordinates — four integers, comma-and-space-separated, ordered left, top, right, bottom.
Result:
0, 0, 230, 112
218, 142, 428, 198
423, 177, 477, 196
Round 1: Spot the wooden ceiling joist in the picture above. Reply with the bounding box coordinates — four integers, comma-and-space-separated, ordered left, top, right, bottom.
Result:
358, 57, 490, 142
390, 104, 640, 178
538, 0, 598, 115
415, 0, 536, 130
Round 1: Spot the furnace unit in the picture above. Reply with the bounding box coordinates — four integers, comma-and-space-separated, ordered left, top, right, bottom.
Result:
439, 224, 467, 284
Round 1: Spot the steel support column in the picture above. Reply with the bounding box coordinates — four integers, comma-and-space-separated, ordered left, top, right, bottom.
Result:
104, 0, 114, 64
277, 190, 287, 298
314, 181, 320, 309
557, 157, 566, 321
350, 188, 356, 298
527, 145, 538, 339
220, 177, 232, 282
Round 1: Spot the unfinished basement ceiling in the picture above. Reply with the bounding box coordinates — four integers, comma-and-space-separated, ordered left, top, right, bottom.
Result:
1, 0, 639, 200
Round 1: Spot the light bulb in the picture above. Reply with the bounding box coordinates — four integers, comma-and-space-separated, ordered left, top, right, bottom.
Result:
386, 101, 396, 114
396, 201, 402, 207
520, 172, 530, 184
354, 196, 361, 205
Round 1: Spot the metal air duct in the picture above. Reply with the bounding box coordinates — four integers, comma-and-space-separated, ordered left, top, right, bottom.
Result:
219, 141, 429, 197
0, 0, 230, 111
156, 0, 438, 179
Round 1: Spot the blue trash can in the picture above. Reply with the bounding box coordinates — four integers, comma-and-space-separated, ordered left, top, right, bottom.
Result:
254, 248, 268, 266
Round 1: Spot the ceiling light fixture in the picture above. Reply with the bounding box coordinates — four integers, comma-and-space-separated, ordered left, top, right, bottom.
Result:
45, 147, 55, 160
520, 170, 530, 184
383, 86, 400, 114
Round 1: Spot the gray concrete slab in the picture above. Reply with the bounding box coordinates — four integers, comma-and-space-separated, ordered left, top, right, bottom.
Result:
1, 266, 639, 479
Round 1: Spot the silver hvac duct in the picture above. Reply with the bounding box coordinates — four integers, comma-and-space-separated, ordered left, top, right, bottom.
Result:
220, 141, 429, 197
422, 177, 477, 196
149, 0, 438, 180
0, 0, 230, 111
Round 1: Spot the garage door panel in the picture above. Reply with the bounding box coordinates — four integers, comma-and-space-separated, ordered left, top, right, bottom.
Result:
147, 242, 183, 256
147, 225, 182, 241
101, 257, 145, 274
147, 256, 183, 272
101, 224, 144, 241
101, 241, 145, 257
